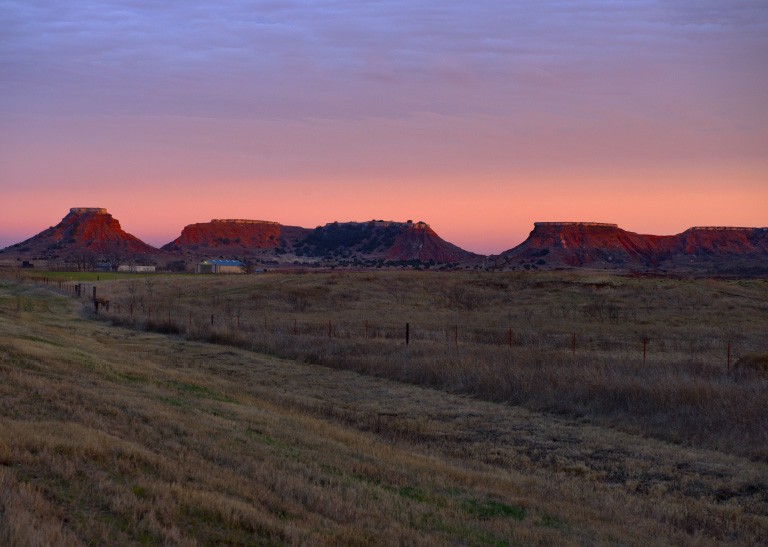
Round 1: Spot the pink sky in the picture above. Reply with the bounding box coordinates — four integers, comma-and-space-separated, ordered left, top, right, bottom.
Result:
1, 1, 767, 254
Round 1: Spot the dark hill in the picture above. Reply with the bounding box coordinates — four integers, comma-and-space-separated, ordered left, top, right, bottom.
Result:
294, 221, 478, 264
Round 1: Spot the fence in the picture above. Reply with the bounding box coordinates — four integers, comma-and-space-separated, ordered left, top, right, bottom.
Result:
17, 276, 759, 371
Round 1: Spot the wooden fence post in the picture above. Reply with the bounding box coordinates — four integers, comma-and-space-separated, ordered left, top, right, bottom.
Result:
727, 340, 731, 370
406, 322, 410, 345
572, 333, 576, 354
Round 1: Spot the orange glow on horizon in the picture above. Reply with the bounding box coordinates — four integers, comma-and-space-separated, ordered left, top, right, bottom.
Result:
2, 3, 766, 255
2, 165, 766, 255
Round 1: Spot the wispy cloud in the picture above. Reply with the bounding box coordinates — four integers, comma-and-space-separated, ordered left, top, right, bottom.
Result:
1, 1, 766, 251
2, 1, 766, 120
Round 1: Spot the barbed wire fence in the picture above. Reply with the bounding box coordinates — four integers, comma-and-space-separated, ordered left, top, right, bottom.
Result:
16, 275, 761, 371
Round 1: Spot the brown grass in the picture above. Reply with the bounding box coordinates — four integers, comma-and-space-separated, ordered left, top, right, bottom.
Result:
736, 353, 768, 373
58, 270, 768, 461
1, 274, 767, 544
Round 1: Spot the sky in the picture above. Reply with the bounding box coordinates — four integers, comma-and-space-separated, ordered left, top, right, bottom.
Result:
1, 0, 767, 254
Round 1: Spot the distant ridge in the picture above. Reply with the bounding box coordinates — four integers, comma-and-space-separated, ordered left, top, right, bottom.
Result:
163, 218, 478, 264
498, 222, 768, 274
1, 209, 766, 275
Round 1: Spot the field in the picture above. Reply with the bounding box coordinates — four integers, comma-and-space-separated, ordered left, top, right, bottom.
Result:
1, 271, 767, 544
76, 270, 768, 459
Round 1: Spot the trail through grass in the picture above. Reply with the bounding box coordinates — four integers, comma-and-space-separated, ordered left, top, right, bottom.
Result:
0, 281, 767, 544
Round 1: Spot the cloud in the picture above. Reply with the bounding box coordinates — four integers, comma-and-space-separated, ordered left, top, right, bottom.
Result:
1, 1, 766, 225
1, 1, 764, 121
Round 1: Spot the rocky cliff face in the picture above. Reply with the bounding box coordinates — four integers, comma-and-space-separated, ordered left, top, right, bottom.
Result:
676, 227, 768, 256
500, 222, 768, 273
162, 219, 291, 255
1, 208, 158, 258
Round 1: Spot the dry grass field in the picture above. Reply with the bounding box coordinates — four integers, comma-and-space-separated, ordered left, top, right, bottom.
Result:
79, 270, 768, 460
1, 272, 767, 544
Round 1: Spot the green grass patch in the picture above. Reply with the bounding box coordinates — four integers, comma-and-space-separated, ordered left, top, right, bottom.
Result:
245, 427, 277, 445
25, 271, 173, 281
536, 512, 567, 530
462, 498, 526, 521
424, 514, 513, 547
116, 371, 149, 384
21, 334, 65, 347
397, 485, 429, 503
157, 395, 187, 407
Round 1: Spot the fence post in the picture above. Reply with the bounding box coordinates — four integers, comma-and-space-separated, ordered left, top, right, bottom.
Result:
727, 340, 731, 370
365, 320, 369, 339
572, 333, 576, 354
508, 328, 512, 348
211, 314, 215, 326
454, 325, 458, 347
643, 337, 648, 364
328, 320, 332, 338
406, 322, 410, 345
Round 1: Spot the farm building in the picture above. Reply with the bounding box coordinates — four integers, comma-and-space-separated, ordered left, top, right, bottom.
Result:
196, 259, 245, 274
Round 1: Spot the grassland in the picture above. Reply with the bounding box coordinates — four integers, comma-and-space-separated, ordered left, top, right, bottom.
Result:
68, 270, 768, 461
1, 272, 767, 544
